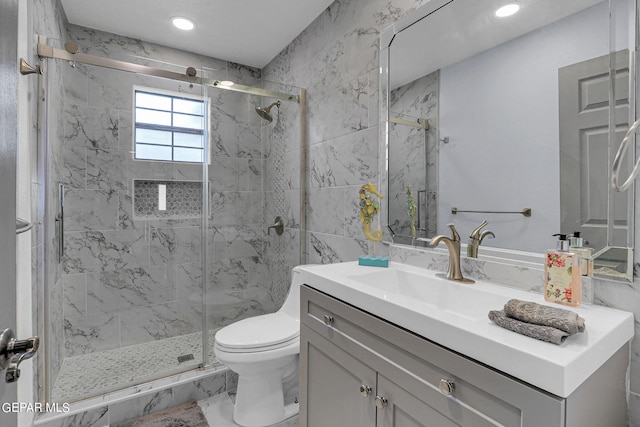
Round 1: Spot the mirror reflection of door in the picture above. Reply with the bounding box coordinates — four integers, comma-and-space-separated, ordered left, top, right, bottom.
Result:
559, 50, 629, 253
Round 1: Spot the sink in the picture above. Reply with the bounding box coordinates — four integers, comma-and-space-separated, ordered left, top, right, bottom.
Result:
348, 268, 504, 321
297, 261, 634, 398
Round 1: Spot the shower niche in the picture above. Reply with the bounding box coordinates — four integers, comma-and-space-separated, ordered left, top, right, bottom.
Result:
133, 180, 203, 219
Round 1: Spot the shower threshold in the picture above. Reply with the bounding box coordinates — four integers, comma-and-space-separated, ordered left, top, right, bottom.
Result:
51, 328, 220, 402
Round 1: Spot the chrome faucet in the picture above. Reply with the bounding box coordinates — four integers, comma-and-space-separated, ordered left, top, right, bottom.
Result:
431, 223, 474, 284
467, 220, 495, 258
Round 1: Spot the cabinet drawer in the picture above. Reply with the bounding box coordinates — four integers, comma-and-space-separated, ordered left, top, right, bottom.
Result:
301, 285, 564, 427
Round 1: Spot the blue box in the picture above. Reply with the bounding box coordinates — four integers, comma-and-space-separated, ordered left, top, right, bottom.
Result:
358, 256, 389, 267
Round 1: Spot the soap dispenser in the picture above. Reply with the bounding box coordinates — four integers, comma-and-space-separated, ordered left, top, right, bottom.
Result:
569, 232, 593, 277
544, 234, 582, 307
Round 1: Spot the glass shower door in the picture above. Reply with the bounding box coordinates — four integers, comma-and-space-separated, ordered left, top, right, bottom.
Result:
43, 47, 208, 402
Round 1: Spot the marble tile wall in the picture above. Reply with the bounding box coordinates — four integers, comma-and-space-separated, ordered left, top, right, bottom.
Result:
263, 0, 430, 264
35, 365, 236, 427
50, 24, 289, 369
261, 0, 640, 420
388, 71, 439, 238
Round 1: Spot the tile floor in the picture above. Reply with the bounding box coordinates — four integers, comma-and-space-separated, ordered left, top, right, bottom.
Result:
198, 393, 299, 427
52, 329, 219, 402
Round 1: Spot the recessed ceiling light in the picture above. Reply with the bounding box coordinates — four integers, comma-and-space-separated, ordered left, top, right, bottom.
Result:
172, 17, 195, 31
219, 81, 235, 87
495, 4, 520, 18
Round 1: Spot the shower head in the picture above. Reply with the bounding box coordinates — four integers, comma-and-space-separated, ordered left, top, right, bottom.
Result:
255, 101, 281, 122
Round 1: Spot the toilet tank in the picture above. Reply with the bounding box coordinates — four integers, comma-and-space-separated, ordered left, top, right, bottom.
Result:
279, 266, 303, 320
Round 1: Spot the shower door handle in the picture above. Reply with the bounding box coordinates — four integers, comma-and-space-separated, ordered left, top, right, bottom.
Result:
417, 190, 426, 231
0, 329, 39, 383
56, 182, 64, 263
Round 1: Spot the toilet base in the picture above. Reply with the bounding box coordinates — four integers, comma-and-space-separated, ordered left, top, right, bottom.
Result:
232, 356, 299, 427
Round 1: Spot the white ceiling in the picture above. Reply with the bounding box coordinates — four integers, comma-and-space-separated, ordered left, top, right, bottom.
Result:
390, 0, 604, 89
60, 0, 335, 69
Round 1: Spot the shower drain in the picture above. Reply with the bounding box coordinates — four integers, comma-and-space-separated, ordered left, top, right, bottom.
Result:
177, 354, 195, 363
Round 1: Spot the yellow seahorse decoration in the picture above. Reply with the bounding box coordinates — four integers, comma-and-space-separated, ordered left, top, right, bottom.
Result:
359, 182, 383, 242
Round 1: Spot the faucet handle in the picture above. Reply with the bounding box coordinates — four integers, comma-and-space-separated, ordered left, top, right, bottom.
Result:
446, 223, 461, 242
479, 230, 495, 244
469, 221, 488, 239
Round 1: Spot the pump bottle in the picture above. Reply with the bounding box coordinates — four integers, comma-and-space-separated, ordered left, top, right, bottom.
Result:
544, 234, 582, 307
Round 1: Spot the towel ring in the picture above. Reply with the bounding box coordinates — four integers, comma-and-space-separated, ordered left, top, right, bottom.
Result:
612, 117, 640, 192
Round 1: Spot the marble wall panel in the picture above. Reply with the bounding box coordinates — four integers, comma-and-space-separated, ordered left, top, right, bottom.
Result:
63, 104, 119, 150
209, 157, 239, 192
149, 226, 203, 266
308, 127, 378, 189
225, 225, 263, 259
86, 266, 174, 314
63, 62, 90, 105
209, 90, 251, 126
222, 123, 262, 159
209, 191, 244, 225
119, 299, 203, 347
63, 274, 87, 318
64, 312, 119, 356
86, 147, 131, 191
63, 229, 149, 274
63, 189, 118, 231
171, 262, 203, 301
239, 158, 262, 192
307, 187, 347, 236
308, 75, 369, 145
306, 231, 369, 265
62, 146, 86, 189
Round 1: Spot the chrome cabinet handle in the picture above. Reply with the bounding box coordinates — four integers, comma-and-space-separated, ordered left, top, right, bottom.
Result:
360, 384, 372, 397
323, 314, 334, 326
0, 329, 40, 383
439, 379, 455, 396
375, 395, 388, 409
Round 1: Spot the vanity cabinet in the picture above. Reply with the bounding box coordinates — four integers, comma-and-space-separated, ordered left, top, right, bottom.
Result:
299, 284, 629, 427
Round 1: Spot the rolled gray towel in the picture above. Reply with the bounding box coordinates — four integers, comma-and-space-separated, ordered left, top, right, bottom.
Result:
488, 310, 571, 345
504, 299, 585, 335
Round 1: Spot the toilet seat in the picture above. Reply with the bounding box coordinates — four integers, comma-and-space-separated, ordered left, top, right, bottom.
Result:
215, 312, 300, 353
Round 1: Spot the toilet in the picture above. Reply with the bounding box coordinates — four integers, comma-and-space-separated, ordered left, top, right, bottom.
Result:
214, 266, 303, 427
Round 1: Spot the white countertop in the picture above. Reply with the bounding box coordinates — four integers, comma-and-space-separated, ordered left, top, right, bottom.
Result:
298, 261, 634, 398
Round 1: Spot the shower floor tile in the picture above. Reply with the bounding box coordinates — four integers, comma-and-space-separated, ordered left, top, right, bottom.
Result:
51, 329, 220, 402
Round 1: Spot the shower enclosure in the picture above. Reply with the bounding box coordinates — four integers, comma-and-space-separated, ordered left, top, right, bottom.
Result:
37, 32, 306, 403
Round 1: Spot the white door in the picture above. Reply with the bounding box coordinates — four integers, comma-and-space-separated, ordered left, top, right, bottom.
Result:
559, 51, 630, 251
0, 0, 20, 425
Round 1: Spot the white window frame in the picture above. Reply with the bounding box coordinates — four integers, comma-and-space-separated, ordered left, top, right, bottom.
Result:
132, 85, 210, 164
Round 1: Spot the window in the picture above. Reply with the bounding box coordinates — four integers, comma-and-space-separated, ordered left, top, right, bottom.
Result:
134, 88, 207, 163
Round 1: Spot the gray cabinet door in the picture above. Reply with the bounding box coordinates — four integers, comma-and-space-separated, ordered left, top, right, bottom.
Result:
300, 324, 377, 427
376, 374, 457, 427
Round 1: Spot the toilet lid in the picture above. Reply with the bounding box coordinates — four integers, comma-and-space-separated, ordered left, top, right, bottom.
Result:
215, 312, 299, 350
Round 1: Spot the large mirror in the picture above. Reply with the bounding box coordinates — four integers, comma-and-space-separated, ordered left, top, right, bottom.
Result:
381, 0, 636, 282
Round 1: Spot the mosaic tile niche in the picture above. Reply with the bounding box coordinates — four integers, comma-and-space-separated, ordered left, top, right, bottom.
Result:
134, 180, 203, 219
